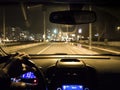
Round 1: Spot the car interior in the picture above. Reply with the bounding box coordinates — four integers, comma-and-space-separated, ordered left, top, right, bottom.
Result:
0, 0, 120, 90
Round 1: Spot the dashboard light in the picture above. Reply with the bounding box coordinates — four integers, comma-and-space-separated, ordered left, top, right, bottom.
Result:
21, 72, 36, 79
34, 79, 37, 83
62, 85, 83, 90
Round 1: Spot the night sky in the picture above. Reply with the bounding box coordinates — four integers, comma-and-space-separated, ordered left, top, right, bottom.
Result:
0, 4, 69, 34
0, 4, 46, 34
0, 3, 120, 40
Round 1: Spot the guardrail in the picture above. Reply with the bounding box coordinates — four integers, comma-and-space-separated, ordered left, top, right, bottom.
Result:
91, 41, 120, 47
76, 40, 120, 47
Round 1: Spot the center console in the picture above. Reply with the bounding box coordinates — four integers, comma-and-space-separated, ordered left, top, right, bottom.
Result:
46, 59, 97, 90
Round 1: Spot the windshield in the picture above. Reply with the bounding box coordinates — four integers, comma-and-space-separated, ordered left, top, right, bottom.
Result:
0, 3, 120, 55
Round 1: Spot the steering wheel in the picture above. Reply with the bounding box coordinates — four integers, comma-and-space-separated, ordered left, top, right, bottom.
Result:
9, 57, 46, 90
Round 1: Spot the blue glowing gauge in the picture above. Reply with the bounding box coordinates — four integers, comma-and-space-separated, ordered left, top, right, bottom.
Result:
62, 85, 83, 90
21, 72, 36, 79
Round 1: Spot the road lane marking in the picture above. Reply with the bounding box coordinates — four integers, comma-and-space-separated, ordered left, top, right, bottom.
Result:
67, 44, 85, 54
66, 46, 75, 54
37, 44, 52, 54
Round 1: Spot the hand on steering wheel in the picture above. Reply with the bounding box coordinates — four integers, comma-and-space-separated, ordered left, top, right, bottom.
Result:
3, 52, 31, 77
1, 52, 46, 90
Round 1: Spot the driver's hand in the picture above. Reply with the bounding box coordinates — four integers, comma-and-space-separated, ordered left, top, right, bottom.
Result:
2, 52, 31, 77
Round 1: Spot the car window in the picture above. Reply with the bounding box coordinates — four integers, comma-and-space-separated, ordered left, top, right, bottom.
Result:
0, 3, 120, 55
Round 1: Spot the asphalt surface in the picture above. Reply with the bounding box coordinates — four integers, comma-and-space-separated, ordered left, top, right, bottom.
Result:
2, 42, 120, 55
16, 42, 98, 54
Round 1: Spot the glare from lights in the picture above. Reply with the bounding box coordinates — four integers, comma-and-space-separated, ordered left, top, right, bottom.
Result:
95, 33, 99, 37
78, 28, 82, 33
54, 29, 57, 34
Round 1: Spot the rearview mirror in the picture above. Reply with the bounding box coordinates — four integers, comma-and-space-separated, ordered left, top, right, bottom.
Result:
49, 10, 96, 25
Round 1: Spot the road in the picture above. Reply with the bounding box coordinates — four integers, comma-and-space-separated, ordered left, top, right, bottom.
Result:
16, 42, 98, 54
2, 42, 120, 54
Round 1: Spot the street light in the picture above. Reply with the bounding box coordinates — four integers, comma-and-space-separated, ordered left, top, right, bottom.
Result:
95, 33, 99, 37
43, 10, 46, 42
54, 29, 57, 34
21, 3, 30, 28
3, 8, 6, 43
89, 5, 92, 49
78, 28, 82, 34
78, 28, 82, 42
117, 26, 120, 31
27, 4, 46, 42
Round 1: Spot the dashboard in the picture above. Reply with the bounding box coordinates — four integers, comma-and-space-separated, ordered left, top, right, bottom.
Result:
11, 72, 38, 84
34, 55, 120, 90
45, 58, 97, 90
7, 55, 120, 90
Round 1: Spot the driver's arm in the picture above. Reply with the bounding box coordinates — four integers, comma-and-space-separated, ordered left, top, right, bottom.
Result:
0, 52, 30, 89
0, 70, 11, 89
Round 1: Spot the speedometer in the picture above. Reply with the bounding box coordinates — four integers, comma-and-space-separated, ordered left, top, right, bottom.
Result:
20, 72, 36, 79
11, 72, 38, 85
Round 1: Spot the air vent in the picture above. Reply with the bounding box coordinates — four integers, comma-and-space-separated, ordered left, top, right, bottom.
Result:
60, 59, 80, 62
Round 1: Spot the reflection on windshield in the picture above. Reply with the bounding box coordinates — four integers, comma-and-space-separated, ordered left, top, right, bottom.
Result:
0, 4, 120, 55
